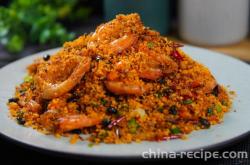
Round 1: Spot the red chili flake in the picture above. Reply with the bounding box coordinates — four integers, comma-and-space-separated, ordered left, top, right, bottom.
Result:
108, 116, 125, 129
150, 134, 183, 141
182, 94, 192, 100
172, 42, 184, 48
171, 50, 183, 61
170, 42, 184, 61
190, 80, 201, 88
191, 92, 198, 99
162, 134, 183, 141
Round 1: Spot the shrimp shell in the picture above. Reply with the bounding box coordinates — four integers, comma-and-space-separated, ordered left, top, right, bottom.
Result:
105, 81, 145, 95
109, 34, 138, 54
35, 56, 91, 99
57, 114, 102, 132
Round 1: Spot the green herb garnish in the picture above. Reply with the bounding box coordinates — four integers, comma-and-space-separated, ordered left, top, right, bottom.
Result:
215, 104, 222, 113
170, 127, 181, 134
183, 99, 193, 105
128, 118, 139, 134
147, 42, 154, 49
88, 143, 94, 148
100, 98, 108, 106
24, 75, 33, 83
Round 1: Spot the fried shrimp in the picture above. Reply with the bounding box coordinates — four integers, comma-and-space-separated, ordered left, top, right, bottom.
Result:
105, 81, 145, 95
109, 34, 138, 54
139, 53, 178, 80
57, 114, 102, 132
35, 55, 91, 99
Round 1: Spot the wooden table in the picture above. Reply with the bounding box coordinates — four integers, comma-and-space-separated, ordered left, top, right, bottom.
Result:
204, 39, 250, 62
170, 37, 250, 62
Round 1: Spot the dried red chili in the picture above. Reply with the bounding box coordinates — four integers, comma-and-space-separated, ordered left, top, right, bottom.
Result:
170, 42, 184, 61
162, 134, 183, 141
108, 116, 125, 129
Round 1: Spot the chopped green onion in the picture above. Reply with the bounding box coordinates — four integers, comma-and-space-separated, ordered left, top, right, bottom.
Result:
100, 98, 108, 106
215, 104, 222, 113
183, 99, 193, 105
170, 127, 181, 134
147, 42, 154, 49
128, 118, 139, 134
88, 143, 94, 148
24, 75, 33, 83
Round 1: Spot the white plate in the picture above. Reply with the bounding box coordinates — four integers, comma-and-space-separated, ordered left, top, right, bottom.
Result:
0, 46, 250, 158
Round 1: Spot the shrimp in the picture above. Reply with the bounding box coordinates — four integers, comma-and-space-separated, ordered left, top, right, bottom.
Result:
203, 75, 217, 94
57, 114, 102, 132
26, 100, 42, 113
109, 34, 138, 54
139, 54, 178, 80
155, 54, 178, 75
189, 69, 217, 94
105, 81, 145, 95
35, 56, 91, 99
105, 60, 145, 95
19, 99, 42, 113
139, 68, 163, 80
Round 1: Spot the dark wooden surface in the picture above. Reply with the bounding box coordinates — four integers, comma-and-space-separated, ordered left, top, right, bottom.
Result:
0, 133, 249, 164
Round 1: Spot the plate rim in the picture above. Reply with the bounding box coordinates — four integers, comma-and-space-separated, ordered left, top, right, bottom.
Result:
0, 130, 249, 159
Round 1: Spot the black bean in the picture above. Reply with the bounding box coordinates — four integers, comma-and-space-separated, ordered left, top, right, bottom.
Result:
106, 107, 118, 114
162, 87, 173, 96
70, 129, 82, 134
67, 93, 80, 102
67, 97, 78, 102
17, 116, 25, 125
212, 85, 219, 97
199, 118, 210, 129
158, 78, 165, 84
105, 91, 117, 97
158, 107, 164, 113
8, 97, 19, 103
169, 105, 178, 115
102, 118, 111, 127
206, 107, 213, 116
43, 54, 50, 61
81, 76, 86, 81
